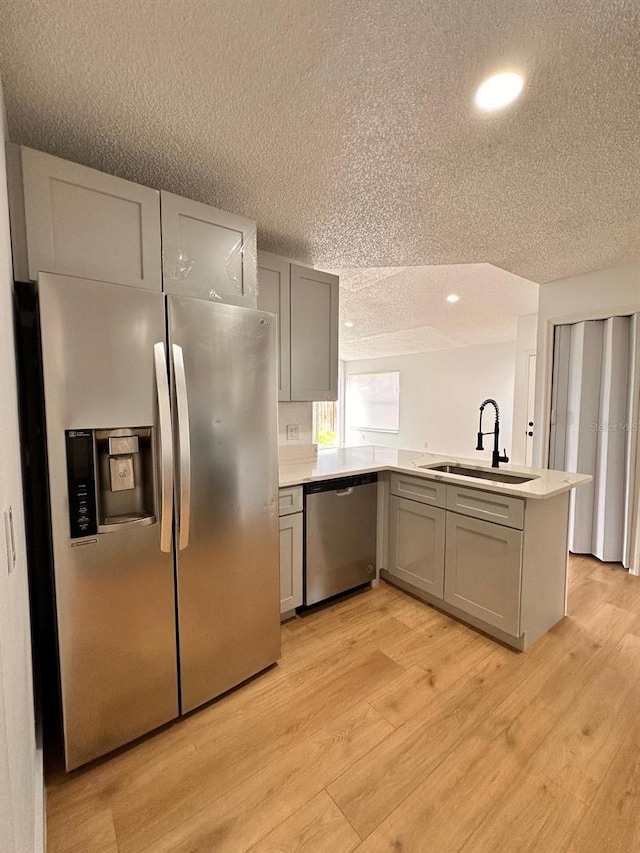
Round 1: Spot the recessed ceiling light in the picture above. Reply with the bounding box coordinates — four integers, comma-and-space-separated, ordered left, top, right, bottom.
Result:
475, 71, 524, 111
344, 321, 354, 327
446, 294, 460, 303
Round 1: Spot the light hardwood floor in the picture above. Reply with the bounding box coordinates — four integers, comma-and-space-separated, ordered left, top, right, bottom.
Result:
46, 555, 640, 852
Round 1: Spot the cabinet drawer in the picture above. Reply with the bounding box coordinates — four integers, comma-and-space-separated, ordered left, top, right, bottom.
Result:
278, 486, 303, 516
446, 485, 524, 530
390, 473, 446, 508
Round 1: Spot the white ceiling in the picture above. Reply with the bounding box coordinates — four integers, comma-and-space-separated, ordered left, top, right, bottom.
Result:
336, 263, 539, 360
0, 1, 638, 284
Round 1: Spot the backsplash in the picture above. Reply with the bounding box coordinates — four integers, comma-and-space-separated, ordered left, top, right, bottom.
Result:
278, 402, 313, 446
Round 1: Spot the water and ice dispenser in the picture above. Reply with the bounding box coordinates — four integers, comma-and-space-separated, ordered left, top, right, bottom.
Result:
65, 427, 156, 539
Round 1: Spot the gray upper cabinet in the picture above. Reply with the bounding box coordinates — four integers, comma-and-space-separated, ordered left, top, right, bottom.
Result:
257, 254, 339, 402
256, 252, 291, 401
161, 191, 257, 308
290, 264, 339, 402
12, 146, 162, 289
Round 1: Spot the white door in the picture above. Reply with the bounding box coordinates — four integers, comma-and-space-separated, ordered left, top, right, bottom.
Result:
524, 352, 536, 467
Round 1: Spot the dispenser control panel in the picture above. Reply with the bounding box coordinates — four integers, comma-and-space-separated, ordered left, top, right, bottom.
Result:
65, 429, 98, 539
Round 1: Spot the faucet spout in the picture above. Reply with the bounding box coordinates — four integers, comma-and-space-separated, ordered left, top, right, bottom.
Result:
477, 399, 509, 468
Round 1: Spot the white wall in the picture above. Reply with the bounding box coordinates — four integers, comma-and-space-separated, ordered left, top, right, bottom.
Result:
0, 80, 43, 852
277, 402, 313, 446
534, 262, 640, 466
344, 342, 517, 463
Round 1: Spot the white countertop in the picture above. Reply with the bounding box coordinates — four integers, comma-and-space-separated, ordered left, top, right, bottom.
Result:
278, 445, 591, 500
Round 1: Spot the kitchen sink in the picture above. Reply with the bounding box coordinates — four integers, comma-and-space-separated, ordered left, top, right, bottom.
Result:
418, 463, 538, 485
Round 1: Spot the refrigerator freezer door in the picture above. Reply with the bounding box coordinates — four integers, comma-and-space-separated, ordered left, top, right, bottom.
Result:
168, 297, 280, 713
38, 274, 179, 769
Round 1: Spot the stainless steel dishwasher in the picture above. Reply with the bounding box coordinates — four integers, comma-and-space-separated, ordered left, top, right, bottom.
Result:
304, 473, 378, 606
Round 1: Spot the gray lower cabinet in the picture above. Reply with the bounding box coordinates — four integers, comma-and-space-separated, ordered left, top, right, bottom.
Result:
388, 496, 445, 598
278, 512, 303, 615
257, 252, 339, 402
9, 145, 162, 289
384, 474, 537, 646
278, 486, 303, 616
161, 191, 257, 308
444, 511, 523, 636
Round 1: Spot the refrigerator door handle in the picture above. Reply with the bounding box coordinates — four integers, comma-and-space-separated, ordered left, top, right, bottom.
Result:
172, 343, 192, 551
154, 342, 174, 553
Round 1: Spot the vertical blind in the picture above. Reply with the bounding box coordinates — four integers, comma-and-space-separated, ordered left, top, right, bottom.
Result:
549, 315, 640, 569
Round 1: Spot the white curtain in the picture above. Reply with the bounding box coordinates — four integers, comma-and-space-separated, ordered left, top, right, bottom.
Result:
549, 315, 640, 570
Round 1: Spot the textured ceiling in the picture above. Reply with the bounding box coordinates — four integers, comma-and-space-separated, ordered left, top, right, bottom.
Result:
0, 0, 638, 283
336, 263, 539, 360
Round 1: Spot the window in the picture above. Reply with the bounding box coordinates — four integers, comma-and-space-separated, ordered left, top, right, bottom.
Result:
346, 371, 400, 432
312, 401, 339, 447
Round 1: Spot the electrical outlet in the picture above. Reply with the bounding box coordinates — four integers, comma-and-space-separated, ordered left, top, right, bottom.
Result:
286, 424, 300, 441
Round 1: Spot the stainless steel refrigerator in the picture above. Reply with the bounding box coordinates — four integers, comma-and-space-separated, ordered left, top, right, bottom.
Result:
37, 272, 280, 770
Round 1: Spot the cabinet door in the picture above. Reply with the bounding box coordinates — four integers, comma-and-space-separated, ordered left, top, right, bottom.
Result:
279, 512, 303, 614
257, 252, 291, 401
21, 146, 162, 289
290, 264, 339, 401
161, 191, 257, 307
388, 496, 445, 598
444, 512, 523, 636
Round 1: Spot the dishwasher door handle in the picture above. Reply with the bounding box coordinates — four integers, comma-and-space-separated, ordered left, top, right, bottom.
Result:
335, 487, 354, 496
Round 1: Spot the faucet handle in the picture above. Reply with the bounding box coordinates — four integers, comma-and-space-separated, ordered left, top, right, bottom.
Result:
502, 449, 509, 462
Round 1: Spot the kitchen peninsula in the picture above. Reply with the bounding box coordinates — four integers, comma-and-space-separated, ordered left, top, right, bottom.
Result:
280, 446, 591, 651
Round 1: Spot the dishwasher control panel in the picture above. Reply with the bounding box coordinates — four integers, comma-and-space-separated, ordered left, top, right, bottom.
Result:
303, 472, 378, 495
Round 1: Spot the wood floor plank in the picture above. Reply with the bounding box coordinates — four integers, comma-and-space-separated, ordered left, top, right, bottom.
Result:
44, 559, 640, 853
46, 727, 197, 824
246, 791, 360, 853
47, 804, 118, 853
354, 694, 558, 852
458, 775, 586, 853
130, 702, 393, 853
368, 642, 510, 729
528, 632, 640, 803
328, 665, 535, 838
566, 716, 640, 853
112, 649, 403, 849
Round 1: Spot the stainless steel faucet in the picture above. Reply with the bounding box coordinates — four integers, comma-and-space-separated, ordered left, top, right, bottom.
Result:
476, 399, 509, 468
